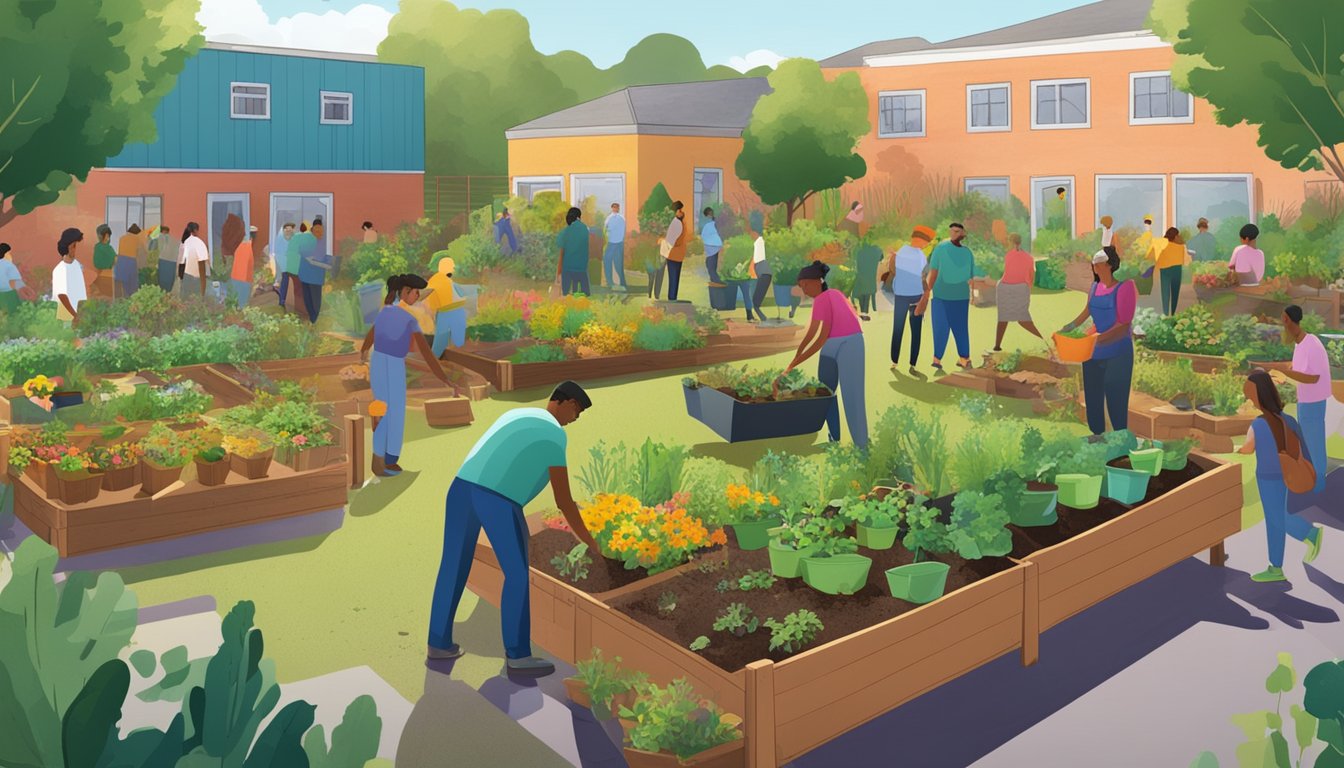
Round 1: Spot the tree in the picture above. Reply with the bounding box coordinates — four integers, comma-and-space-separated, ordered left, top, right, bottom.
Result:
0, 0, 203, 229
735, 59, 869, 226
638, 182, 675, 233
1152, 0, 1344, 184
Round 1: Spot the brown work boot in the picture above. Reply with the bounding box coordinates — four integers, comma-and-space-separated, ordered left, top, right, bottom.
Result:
371, 454, 388, 477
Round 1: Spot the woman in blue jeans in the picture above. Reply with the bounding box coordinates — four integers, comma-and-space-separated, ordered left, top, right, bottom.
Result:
1239, 368, 1324, 583
1062, 247, 1135, 435
778, 261, 868, 448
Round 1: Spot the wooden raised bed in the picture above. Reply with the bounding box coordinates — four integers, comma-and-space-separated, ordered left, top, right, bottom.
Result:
11, 460, 349, 557
1153, 350, 1232, 374
937, 356, 1071, 400
444, 325, 802, 393
466, 453, 1238, 766
1125, 391, 1255, 453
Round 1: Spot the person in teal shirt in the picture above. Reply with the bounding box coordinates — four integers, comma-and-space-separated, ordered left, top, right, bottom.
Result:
922, 222, 975, 371
297, 218, 332, 324
93, 224, 117, 299
555, 207, 591, 296
285, 224, 315, 316
427, 381, 600, 677
851, 241, 884, 321
1186, 217, 1219, 262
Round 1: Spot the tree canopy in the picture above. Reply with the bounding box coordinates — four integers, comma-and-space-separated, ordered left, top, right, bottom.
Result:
378, 0, 770, 177
735, 59, 869, 225
0, 0, 203, 228
1152, 0, 1344, 184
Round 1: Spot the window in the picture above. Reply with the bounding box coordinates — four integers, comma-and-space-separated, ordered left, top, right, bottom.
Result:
230, 82, 270, 120
513, 176, 563, 202
320, 91, 353, 125
967, 83, 1010, 132
1129, 72, 1192, 125
1095, 176, 1165, 233
571, 174, 626, 214
1030, 177, 1074, 234
694, 168, 723, 219
271, 193, 333, 261
878, 90, 926, 138
1174, 174, 1253, 231
1032, 78, 1089, 129
964, 177, 1010, 203
105, 195, 163, 240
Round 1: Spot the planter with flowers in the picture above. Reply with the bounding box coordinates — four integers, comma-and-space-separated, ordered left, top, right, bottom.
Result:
93, 443, 143, 491
191, 429, 230, 487
618, 678, 744, 768
224, 430, 275, 479
258, 399, 342, 471
339, 363, 370, 393
138, 422, 193, 495
53, 451, 103, 505
722, 484, 781, 551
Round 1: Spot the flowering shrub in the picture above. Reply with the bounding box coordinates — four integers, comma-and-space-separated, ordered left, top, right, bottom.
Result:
139, 423, 194, 468
723, 484, 781, 524
576, 323, 634, 356
509, 344, 569, 364
22, 374, 61, 398
580, 493, 727, 574
91, 442, 143, 471
632, 316, 702, 352
55, 452, 89, 474
1170, 305, 1223, 355
8, 444, 34, 472
222, 432, 271, 458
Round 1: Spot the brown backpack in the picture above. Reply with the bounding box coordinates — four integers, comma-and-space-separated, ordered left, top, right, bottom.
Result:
1266, 414, 1316, 494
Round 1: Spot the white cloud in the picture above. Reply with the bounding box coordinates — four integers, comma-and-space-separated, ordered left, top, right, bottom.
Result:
726, 49, 785, 73
198, 0, 392, 55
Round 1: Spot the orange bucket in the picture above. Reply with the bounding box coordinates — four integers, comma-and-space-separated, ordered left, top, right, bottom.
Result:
1053, 331, 1098, 363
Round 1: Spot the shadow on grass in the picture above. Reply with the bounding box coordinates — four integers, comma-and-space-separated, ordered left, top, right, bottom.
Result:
116, 532, 334, 585
349, 470, 423, 518
690, 435, 826, 467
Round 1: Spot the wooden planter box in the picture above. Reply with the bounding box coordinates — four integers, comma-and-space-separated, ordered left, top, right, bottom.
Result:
277, 444, 345, 472
466, 454, 1239, 766
1153, 351, 1232, 374
424, 397, 474, 428
13, 461, 348, 557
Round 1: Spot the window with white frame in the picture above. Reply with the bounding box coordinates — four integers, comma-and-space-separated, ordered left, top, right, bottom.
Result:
1174, 175, 1253, 231
878, 90, 926, 138
320, 91, 353, 125
967, 84, 1010, 132
964, 177, 1010, 202
514, 177, 563, 202
1032, 79, 1089, 129
1095, 176, 1165, 233
1130, 72, 1192, 125
105, 195, 163, 240
230, 82, 270, 119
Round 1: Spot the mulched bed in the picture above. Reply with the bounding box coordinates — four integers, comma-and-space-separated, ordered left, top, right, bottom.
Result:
606, 540, 1015, 672
530, 527, 655, 594
709, 386, 833, 404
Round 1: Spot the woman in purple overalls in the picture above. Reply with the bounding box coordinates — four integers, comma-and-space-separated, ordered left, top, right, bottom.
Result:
1061, 246, 1136, 435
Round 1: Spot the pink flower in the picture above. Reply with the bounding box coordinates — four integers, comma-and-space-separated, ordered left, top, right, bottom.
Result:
111, 456, 123, 466
292, 434, 309, 446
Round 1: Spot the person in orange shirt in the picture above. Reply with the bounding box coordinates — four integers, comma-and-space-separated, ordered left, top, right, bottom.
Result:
1150, 226, 1190, 315
229, 226, 257, 307
661, 201, 689, 301
994, 233, 1043, 350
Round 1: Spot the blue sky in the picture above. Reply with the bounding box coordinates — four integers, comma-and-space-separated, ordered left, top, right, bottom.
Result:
214, 0, 1094, 68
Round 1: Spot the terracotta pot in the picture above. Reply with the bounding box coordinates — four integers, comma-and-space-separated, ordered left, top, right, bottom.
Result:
195, 456, 231, 487
101, 463, 141, 492
55, 469, 103, 505
563, 678, 592, 709
27, 460, 59, 499
230, 449, 274, 480
280, 444, 343, 472
141, 459, 186, 496
622, 738, 744, 768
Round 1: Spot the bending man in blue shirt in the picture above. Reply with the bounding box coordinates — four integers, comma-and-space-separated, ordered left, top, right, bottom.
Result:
427, 380, 599, 676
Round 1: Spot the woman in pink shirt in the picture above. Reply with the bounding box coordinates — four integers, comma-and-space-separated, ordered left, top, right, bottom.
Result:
995, 233, 1044, 351
1061, 247, 1137, 436
778, 261, 867, 448
1227, 223, 1265, 286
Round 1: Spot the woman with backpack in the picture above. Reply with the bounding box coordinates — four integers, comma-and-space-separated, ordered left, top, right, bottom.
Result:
1238, 368, 1323, 583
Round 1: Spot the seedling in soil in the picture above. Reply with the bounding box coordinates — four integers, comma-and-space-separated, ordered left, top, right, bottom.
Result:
737, 569, 777, 592
713, 603, 760, 637
766, 610, 824, 654
657, 590, 678, 615
715, 578, 734, 594
550, 543, 592, 583
689, 636, 710, 652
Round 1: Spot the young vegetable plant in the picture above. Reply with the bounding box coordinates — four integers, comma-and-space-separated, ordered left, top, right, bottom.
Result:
574, 650, 648, 719
712, 603, 760, 637
737, 569, 777, 592
902, 499, 951, 561
790, 514, 858, 558
948, 491, 1012, 560
550, 543, 592, 584
715, 578, 734, 594
657, 591, 678, 615
618, 679, 740, 759
765, 610, 825, 655
689, 636, 710, 652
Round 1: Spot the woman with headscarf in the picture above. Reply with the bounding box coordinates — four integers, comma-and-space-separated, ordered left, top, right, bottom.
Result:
1238, 368, 1323, 583
359, 274, 454, 477
1061, 246, 1136, 436
778, 261, 868, 448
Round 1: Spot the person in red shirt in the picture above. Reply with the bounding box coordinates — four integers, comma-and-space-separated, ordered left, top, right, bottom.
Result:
230, 226, 257, 307
994, 232, 1044, 350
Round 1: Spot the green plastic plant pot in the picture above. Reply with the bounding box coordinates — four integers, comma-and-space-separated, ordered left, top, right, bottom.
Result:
767, 539, 818, 579
801, 553, 873, 595
1056, 473, 1103, 509
730, 517, 781, 551
856, 522, 899, 550
1164, 450, 1189, 472
1128, 448, 1164, 476
1010, 490, 1059, 527
885, 561, 951, 604
1104, 466, 1151, 505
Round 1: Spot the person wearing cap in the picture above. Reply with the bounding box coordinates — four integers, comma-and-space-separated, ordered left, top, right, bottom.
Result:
1100, 215, 1115, 249
1187, 217, 1218, 263
923, 222, 976, 371
1062, 246, 1137, 435
880, 225, 933, 372
780, 260, 868, 448
994, 232, 1043, 351
425, 252, 468, 357
229, 225, 258, 307
427, 380, 600, 677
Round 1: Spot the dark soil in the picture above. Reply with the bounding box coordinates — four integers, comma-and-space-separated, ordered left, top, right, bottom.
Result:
530, 528, 654, 594
1009, 457, 1207, 557
606, 540, 1016, 672
711, 386, 833, 404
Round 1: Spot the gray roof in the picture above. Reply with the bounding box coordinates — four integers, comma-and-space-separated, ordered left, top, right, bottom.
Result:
204, 40, 381, 64
505, 77, 772, 139
819, 37, 931, 68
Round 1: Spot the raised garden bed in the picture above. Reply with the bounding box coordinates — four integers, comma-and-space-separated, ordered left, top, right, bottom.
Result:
11, 460, 348, 557
467, 452, 1238, 766
1124, 392, 1256, 453
936, 354, 1071, 401
684, 385, 834, 443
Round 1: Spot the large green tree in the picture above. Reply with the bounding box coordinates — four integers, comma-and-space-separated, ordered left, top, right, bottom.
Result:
378, 0, 770, 178
1152, 0, 1344, 184
735, 59, 869, 225
0, 0, 203, 228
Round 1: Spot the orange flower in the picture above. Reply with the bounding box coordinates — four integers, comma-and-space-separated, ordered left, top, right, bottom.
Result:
710, 528, 728, 546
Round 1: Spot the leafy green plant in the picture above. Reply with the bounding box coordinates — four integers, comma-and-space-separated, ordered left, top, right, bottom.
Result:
619, 679, 740, 759
303, 695, 384, 768
781, 513, 858, 558
714, 579, 734, 594
679, 457, 738, 526
948, 490, 1012, 560
737, 570, 777, 592
713, 603, 760, 637
765, 610, 825, 655
994, 349, 1025, 374
657, 591, 679, 614
689, 636, 710, 652
902, 499, 950, 560
633, 438, 689, 507
1210, 369, 1249, 417
573, 650, 648, 720
950, 420, 1024, 494
866, 404, 917, 487
1053, 439, 1109, 479
691, 364, 827, 402
139, 422, 194, 468
632, 317, 704, 352
820, 442, 869, 503
841, 494, 904, 529
957, 392, 995, 419
1058, 324, 1092, 340
1034, 257, 1067, 290
750, 450, 819, 522
1162, 437, 1198, 468
550, 543, 592, 583
576, 440, 634, 499
984, 470, 1027, 521
509, 344, 568, 364
901, 409, 950, 497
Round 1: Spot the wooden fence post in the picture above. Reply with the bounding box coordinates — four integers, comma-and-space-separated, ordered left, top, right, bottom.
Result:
344, 414, 365, 489
0, 424, 10, 485
745, 659, 777, 768
1021, 560, 1039, 667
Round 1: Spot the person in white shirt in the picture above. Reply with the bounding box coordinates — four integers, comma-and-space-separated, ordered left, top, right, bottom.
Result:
52, 228, 88, 325
179, 221, 210, 299
1100, 215, 1115, 248
602, 203, 627, 290
747, 212, 771, 323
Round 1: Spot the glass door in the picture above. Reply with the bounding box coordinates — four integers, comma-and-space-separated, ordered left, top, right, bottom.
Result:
1030, 177, 1074, 236
207, 193, 250, 267
270, 193, 333, 256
